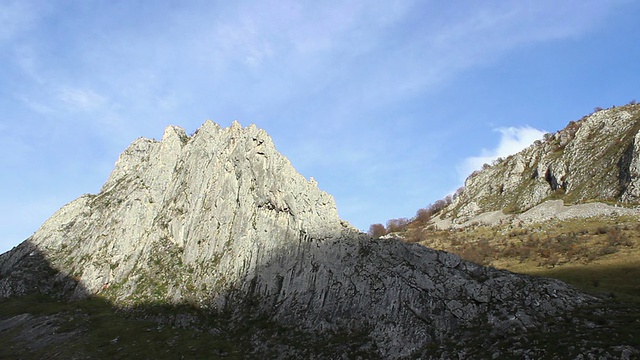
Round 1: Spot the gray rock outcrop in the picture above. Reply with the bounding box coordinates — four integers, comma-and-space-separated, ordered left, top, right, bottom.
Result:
433, 199, 640, 230
0, 121, 623, 357
444, 104, 640, 223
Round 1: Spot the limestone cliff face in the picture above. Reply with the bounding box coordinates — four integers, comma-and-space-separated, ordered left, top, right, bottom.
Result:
447, 104, 640, 223
1, 120, 347, 302
0, 121, 606, 357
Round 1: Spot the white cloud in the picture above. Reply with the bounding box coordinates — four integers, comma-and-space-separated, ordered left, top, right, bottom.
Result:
19, 86, 108, 116
389, 1, 611, 97
459, 126, 546, 180
57, 87, 107, 111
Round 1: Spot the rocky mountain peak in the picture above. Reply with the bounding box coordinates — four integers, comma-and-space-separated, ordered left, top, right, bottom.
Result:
1, 120, 634, 358
3, 121, 349, 299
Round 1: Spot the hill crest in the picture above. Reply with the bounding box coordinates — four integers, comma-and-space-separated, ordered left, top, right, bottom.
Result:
442, 103, 640, 224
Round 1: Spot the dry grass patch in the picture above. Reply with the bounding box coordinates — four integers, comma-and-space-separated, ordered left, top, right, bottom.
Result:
517, 249, 640, 304
411, 215, 640, 302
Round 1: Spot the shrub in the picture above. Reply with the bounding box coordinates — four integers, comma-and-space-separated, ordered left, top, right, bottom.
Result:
458, 247, 487, 265
457, 239, 495, 266
431, 199, 449, 214
540, 254, 560, 267
368, 223, 387, 239
452, 187, 465, 201
386, 218, 410, 233
406, 229, 428, 243
415, 208, 432, 225
503, 204, 520, 214
598, 245, 618, 256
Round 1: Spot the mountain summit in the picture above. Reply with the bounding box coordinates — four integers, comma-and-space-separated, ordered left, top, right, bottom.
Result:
1, 120, 636, 358
2, 120, 349, 302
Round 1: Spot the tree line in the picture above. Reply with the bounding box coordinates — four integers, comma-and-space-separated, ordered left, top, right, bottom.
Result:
368, 187, 463, 238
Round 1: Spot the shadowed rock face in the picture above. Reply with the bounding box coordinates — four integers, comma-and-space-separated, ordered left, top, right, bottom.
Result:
235, 236, 596, 356
0, 241, 86, 299
0, 121, 608, 357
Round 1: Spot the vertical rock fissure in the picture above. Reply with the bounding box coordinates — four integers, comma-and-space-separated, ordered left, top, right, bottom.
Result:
617, 140, 635, 198
544, 166, 559, 191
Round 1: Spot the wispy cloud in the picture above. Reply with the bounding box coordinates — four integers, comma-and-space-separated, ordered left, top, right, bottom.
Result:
0, 0, 634, 251
366, 1, 617, 102
0, 0, 47, 44
57, 87, 107, 111
7, 1, 620, 135
459, 126, 546, 180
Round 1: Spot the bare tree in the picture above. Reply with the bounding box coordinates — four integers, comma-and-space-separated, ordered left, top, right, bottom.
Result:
386, 218, 410, 233
368, 223, 387, 238
415, 207, 432, 225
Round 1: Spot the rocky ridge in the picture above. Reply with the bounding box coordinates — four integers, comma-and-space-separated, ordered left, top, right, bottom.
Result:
433, 199, 640, 230
444, 104, 640, 224
0, 121, 636, 358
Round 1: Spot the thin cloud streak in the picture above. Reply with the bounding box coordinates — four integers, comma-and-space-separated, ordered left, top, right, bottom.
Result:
57, 87, 107, 111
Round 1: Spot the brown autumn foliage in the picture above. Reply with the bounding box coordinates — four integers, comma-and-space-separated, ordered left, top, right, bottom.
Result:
386, 218, 410, 233
369, 191, 461, 237
368, 223, 387, 239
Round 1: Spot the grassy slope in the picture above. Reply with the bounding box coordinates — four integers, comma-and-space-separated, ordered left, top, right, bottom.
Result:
411, 215, 640, 304
409, 215, 640, 354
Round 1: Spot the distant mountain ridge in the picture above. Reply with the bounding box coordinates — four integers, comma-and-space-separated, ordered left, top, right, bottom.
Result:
1, 119, 638, 358
442, 103, 640, 224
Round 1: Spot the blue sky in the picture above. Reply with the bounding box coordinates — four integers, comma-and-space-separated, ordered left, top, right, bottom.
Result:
2, 0, 640, 253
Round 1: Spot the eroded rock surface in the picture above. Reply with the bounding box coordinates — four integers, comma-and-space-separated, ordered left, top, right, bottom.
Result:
445, 104, 640, 223
0, 121, 628, 357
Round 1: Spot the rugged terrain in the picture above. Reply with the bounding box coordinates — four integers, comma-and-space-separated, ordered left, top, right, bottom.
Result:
381, 104, 640, 357
443, 104, 640, 223
414, 104, 640, 285
1, 119, 639, 358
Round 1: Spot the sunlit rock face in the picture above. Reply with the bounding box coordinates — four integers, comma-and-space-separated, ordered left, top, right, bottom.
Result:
0, 121, 602, 357
445, 104, 640, 223
3, 121, 347, 301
